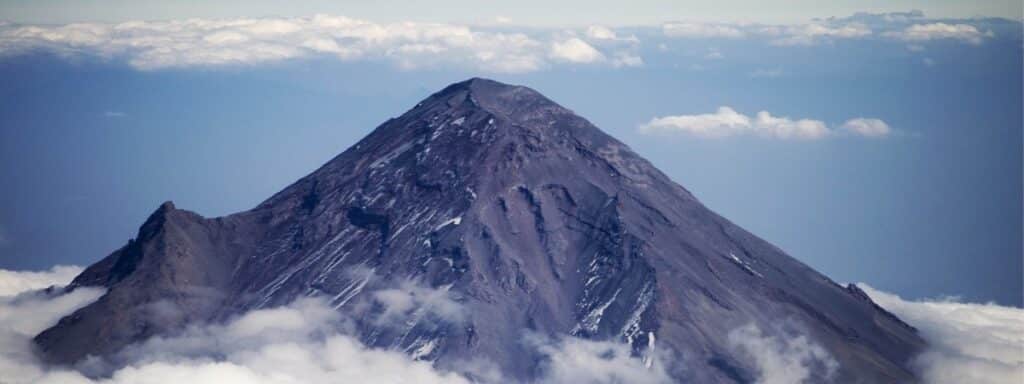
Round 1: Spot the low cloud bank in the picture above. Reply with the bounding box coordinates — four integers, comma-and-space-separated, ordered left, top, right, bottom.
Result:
860, 284, 1024, 384
0, 267, 668, 384
3, 265, 1020, 383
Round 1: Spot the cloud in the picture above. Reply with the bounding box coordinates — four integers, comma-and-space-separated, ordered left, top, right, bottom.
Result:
371, 280, 466, 325
0, 267, 669, 384
840, 118, 891, 137
766, 23, 872, 46
860, 284, 1024, 384
529, 334, 671, 384
0, 265, 83, 297
103, 111, 126, 118
662, 22, 745, 39
549, 37, 605, 63
884, 23, 992, 44
639, 107, 892, 140
0, 268, 105, 384
727, 323, 838, 384
609, 52, 643, 68
0, 15, 639, 73
585, 25, 618, 40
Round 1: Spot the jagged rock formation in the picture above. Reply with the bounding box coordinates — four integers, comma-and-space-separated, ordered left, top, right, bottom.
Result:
35, 78, 925, 382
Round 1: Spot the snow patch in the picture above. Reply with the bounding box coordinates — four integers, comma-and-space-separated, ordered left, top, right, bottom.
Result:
435, 216, 462, 231
727, 252, 763, 278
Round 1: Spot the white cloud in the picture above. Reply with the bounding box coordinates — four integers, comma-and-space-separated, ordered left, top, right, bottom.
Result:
549, 37, 605, 63
727, 324, 838, 384
860, 284, 1024, 384
884, 23, 992, 44
372, 280, 465, 325
585, 25, 617, 40
530, 334, 671, 384
0, 267, 105, 384
639, 107, 824, 140
768, 23, 872, 46
0, 265, 83, 297
639, 107, 892, 140
0, 15, 639, 73
662, 22, 745, 38
840, 118, 891, 137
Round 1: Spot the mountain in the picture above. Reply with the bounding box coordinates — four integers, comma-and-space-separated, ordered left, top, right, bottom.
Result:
35, 78, 925, 382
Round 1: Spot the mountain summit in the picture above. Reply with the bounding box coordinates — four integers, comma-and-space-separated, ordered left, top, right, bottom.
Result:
36, 78, 925, 382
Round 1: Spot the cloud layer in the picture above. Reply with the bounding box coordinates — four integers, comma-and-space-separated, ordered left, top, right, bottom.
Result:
2, 266, 1020, 384
638, 106, 890, 140
0, 11, 1004, 72
860, 284, 1024, 384
0, 267, 669, 384
0, 15, 639, 73
660, 11, 999, 46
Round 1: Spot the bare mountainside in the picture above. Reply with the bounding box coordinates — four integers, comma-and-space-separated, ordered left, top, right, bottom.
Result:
35, 78, 925, 383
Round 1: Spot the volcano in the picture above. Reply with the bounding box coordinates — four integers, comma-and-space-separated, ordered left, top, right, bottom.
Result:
35, 78, 925, 382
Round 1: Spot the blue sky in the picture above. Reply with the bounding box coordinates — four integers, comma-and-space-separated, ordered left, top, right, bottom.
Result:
0, 3, 1020, 306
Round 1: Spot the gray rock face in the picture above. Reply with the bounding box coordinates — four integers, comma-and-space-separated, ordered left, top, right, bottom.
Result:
35, 78, 925, 382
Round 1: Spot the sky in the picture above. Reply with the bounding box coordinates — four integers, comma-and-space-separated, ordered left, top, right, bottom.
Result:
0, 0, 1020, 312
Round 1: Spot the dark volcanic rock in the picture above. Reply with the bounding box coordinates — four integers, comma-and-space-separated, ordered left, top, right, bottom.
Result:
35, 78, 925, 382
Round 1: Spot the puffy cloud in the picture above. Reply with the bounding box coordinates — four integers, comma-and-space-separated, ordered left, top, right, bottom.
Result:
585, 26, 617, 40
840, 118, 891, 137
549, 37, 605, 63
884, 23, 992, 44
860, 284, 1024, 384
727, 324, 838, 384
529, 334, 671, 384
0, 265, 82, 296
662, 22, 746, 39
0, 15, 639, 73
767, 23, 872, 46
638, 107, 823, 140
639, 107, 892, 140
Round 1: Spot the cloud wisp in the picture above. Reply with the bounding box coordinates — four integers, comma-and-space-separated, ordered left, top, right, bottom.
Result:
0, 15, 642, 73
659, 11, 1003, 47
859, 284, 1024, 384
0, 265, 83, 296
638, 106, 890, 140
884, 23, 993, 45
727, 323, 838, 384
